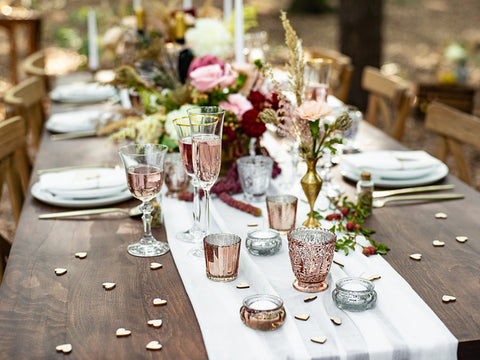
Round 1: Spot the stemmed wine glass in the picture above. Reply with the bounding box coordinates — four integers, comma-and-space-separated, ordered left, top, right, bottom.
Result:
118, 143, 169, 257
188, 106, 225, 249
173, 116, 205, 243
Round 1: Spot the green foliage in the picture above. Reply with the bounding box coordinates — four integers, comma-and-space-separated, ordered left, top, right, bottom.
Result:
54, 27, 83, 50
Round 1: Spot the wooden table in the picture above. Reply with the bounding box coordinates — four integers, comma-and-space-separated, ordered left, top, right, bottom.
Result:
0, 113, 479, 358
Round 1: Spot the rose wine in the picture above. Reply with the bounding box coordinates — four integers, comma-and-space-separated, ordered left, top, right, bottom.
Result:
178, 137, 194, 175
305, 83, 328, 102
192, 134, 221, 187
127, 165, 163, 201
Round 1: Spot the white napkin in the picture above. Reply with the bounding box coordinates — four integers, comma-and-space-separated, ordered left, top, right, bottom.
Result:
39, 168, 126, 198
46, 110, 119, 133
49, 83, 116, 103
342, 150, 442, 179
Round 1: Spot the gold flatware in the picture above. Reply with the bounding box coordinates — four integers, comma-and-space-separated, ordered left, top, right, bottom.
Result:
37, 164, 119, 175
51, 131, 97, 141
373, 184, 455, 198
372, 193, 464, 208
39, 205, 142, 219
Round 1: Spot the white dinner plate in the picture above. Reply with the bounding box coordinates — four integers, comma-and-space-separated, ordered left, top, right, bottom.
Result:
45, 110, 120, 133
49, 83, 117, 103
47, 184, 128, 199
339, 162, 449, 188
31, 182, 132, 208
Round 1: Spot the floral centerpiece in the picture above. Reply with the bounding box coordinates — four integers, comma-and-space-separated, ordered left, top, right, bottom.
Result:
258, 11, 352, 227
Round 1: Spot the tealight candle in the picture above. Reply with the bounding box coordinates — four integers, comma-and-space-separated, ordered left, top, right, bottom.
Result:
240, 294, 285, 331
332, 277, 377, 311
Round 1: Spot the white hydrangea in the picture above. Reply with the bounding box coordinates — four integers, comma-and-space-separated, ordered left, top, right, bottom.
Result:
322, 115, 336, 127
185, 18, 233, 59
165, 104, 199, 142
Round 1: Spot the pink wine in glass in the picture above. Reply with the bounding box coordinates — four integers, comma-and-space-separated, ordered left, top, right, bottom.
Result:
127, 165, 164, 201
305, 83, 328, 102
192, 134, 221, 187
178, 136, 194, 175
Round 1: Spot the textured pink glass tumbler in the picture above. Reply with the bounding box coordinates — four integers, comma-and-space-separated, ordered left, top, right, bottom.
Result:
287, 227, 336, 292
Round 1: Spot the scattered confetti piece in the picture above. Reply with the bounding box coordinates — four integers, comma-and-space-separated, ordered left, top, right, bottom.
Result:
153, 298, 167, 306
147, 319, 163, 328
150, 262, 163, 270
435, 212, 448, 219
303, 295, 317, 303
333, 260, 344, 268
311, 336, 327, 344
116, 328, 131, 337
456, 236, 468, 243
368, 275, 381, 281
236, 282, 250, 289
433, 240, 445, 247
442, 295, 456, 303
146, 340, 162, 351
56, 344, 72, 354
409, 253, 422, 261
247, 223, 258, 227
294, 313, 310, 321
102, 282, 116, 290
54, 268, 67, 276
75, 252, 87, 259
329, 316, 342, 325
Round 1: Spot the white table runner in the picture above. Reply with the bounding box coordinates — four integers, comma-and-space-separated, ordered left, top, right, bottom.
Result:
163, 181, 457, 360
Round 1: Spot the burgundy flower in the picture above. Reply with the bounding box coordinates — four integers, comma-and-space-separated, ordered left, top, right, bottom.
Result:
240, 109, 266, 138
247, 90, 266, 107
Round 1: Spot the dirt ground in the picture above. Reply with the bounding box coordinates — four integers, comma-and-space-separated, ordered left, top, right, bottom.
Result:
1, 0, 479, 244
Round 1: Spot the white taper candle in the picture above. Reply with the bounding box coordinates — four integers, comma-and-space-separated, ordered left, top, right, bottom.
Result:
224, 0, 232, 20
87, 9, 99, 71
234, 0, 245, 63
183, 0, 192, 10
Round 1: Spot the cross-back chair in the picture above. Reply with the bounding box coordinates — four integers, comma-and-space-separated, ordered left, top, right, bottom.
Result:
308, 47, 354, 103
23, 49, 50, 91
425, 101, 480, 186
361, 66, 415, 141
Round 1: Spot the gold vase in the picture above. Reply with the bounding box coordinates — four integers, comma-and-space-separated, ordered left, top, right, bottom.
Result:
301, 157, 323, 228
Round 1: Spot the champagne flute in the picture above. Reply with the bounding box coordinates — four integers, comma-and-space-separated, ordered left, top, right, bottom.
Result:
173, 116, 205, 243
188, 106, 225, 254
118, 143, 169, 257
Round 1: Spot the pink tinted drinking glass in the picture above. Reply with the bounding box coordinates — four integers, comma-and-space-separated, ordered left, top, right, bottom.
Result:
118, 143, 169, 257
287, 227, 336, 292
188, 106, 225, 240
304, 58, 332, 102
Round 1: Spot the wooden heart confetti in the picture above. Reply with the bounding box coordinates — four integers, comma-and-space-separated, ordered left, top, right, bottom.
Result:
303, 295, 317, 303
409, 253, 422, 261
56, 344, 72, 354
116, 328, 132, 337
333, 260, 344, 268
153, 298, 167, 306
102, 282, 116, 290
147, 319, 163, 328
146, 340, 162, 351
236, 282, 250, 289
247, 223, 258, 227
54, 268, 67, 276
368, 275, 381, 281
435, 212, 448, 219
456, 236, 468, 243
329, 316, 342, 325
75, 252, 87, 259
294, 313, 310, 321
442, 295, 456, 303
150, 262, 163, 270
432, 240, 445, 247
311, 336, 327, 344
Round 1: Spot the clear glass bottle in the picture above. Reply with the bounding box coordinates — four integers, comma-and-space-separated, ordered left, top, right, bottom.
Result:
356, 172, 373, 210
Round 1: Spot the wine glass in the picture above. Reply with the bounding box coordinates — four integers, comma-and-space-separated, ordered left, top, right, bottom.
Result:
304, 58, 332, 102
118, 143, 169, 257
188, 106, 225, 245
173, 116, 205, 243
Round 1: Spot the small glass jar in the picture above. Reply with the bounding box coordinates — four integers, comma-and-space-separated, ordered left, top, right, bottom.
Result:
246, 229, 281, 256
240, 294, 286, 331
356, 172, 374, 210
332, 277, 377, 311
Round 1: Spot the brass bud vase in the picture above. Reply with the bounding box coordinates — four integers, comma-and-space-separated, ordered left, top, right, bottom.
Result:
301, 157, 323, 228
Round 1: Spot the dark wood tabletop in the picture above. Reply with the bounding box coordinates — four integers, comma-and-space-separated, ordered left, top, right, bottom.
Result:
0, 109, 479, 358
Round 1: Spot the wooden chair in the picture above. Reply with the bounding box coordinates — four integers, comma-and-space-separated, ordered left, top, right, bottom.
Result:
23, 49, 50, 91
308, 47, 354, 103
425, 101, 480, 185
4, 75, 47, 150
361, 66, 415, 141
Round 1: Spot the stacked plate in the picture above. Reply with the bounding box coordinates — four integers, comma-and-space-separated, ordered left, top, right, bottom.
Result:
31, 167, 131, 208
340, 150, 448, 188
49, 82, 117, 103
45, 110, 120, 134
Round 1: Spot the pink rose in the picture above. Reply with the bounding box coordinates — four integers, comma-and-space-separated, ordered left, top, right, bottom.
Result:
189, 64, 237, 92
188, 55, 225, 76
296, 100, 332, 121
219, 94, 253, 117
